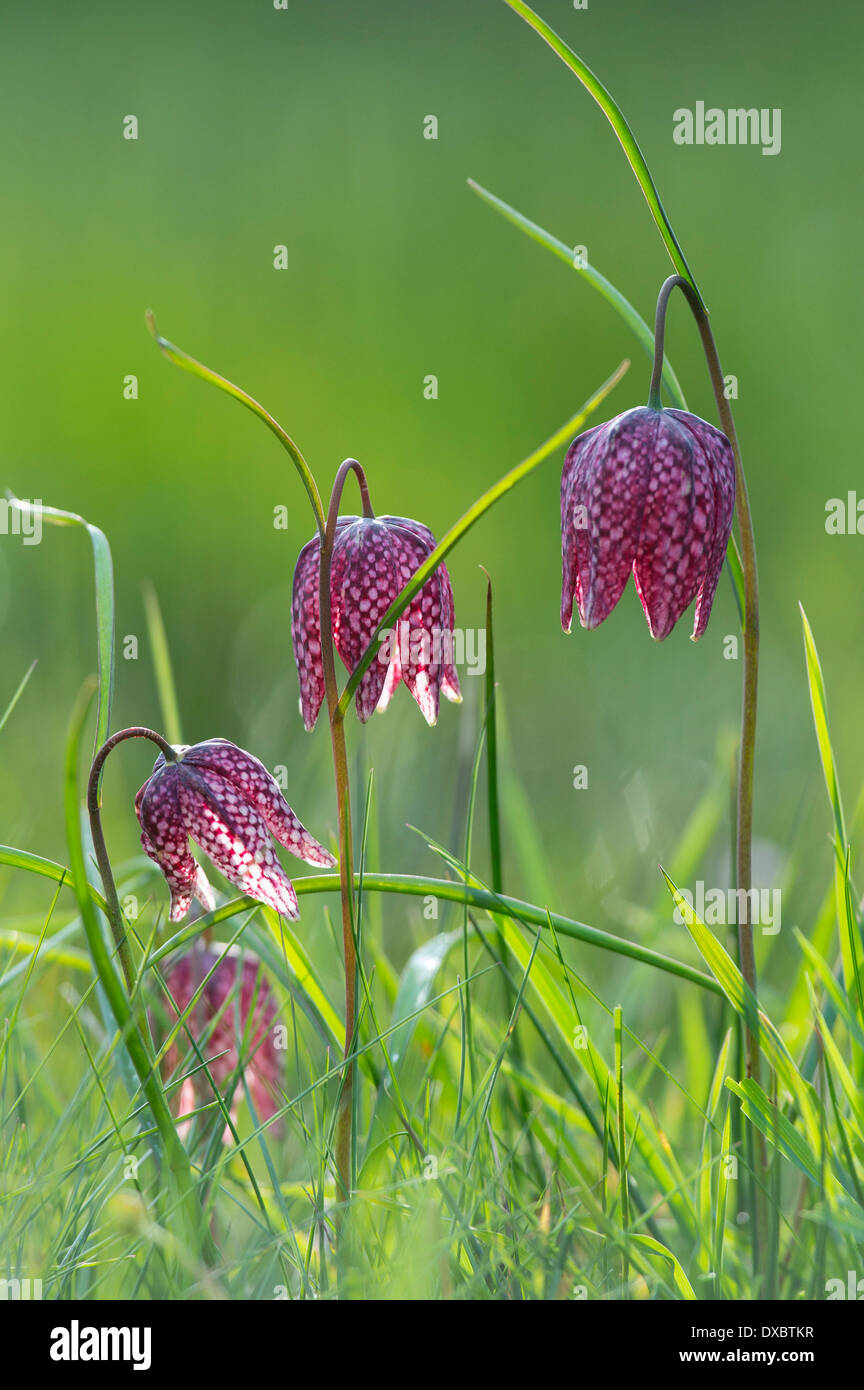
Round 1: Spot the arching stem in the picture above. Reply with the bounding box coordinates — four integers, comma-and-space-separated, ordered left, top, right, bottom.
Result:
319, 459, 375, 1209
650, 274, 764, 1263
88, 727, 179, 988
81, 721, 214, 1264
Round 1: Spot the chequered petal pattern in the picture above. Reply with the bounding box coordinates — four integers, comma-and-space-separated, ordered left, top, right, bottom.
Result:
134, 739, 333, 923
291, 535, 327, 732
561, 405, 736, 641
331, 518, 400, 722
387, 516, 462, 706
181, 738, 336, 867
290, 511, 461, 727
560, 420, 613, 632
631, 413, 715, 640
136, 773, 215, 922
158, 947, 283, 1134
179, 767, 301, 919
383, 520, 445, 726
666, 411, 737, 640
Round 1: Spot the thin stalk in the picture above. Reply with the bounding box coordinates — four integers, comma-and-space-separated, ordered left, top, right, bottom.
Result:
650, 276, 765, 1263
73, 712, 212, 1264
498, 1, 765, 1265
319, 459, 374, 1207
649, 277, 761, 1087
88, 726, 179, 988
483, 575, 503, 895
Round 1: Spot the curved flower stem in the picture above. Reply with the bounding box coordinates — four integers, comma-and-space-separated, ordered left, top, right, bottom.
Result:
88, 727, 179, 989
650, 278, 761, 1088
647, 275, 686, 411
319, 459, 375, 1207
335, 360, 630, 719
501, 1, 765, 1267
71, 711, 214, 1265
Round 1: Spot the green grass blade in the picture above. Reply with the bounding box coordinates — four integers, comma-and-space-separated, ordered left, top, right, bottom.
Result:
714, 1099, 733, 1287
502, 0, 702, 303
662, 867, 822, 1153
801, 605, 845, 843
468, 179, 686, 408
0, 660, 38, 735
5, 497, 114, 751
142, 582, 183, 745
62, 680, 212, 1263
483, 574, 503, 895
335, 360, 629, 718
146, 312, 325, 534
0, 846, 724, 996
628, 1234, 697, 1300
800, 604, 861, 996
726, 1077, 822, 1187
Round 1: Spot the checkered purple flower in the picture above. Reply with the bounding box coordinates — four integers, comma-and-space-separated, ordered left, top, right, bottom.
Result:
135, 737, 336, 922
291, 515, 462, 729
159, 947, 283, 1136
561, 405, 736, 641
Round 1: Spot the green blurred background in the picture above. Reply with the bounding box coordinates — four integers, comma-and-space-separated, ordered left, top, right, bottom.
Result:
1, 0, 860, 1020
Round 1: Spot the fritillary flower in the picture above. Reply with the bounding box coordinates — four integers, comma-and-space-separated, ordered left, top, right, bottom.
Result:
561, 405, 735, 641
135, 737, 335, 922
158, 946, 282, 1136
291, 514, 461, 729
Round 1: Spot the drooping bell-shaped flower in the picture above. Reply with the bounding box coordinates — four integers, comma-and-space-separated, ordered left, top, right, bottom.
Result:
158, 946, 282, 1136
135, 737, 336, 922
291, 514, 462, 729
561, 405, 735, 641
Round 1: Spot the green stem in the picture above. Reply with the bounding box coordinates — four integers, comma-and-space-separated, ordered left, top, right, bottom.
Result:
647, 275, 682, 410
69, 706, 212, 1263
319, 459, 374, 1207
88, 726, 179, 988
483, 576, 503, 895
650, 277, 762, 1088
502, 0, 764, 1260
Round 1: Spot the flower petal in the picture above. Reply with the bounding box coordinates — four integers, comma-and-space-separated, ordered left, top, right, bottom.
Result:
665, 412, 737, 640
384, 517, 462, 703
136, 769, 215, 921
632, 413, 715, 641
383, 519, 446, 726
291, 535, 327, 732
182, 739, 336, 867
180, 768, 300, 919
563, 412, 652, 631
331, 518, 398, 722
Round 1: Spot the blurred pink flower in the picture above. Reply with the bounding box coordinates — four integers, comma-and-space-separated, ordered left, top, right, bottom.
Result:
159, 947, 283, 1138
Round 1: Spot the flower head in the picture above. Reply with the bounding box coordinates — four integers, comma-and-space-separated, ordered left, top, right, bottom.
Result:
291, 514, 461, 729
135, 737, 335, 922
158, 946, 282, 1135
561, 405, 735, 641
